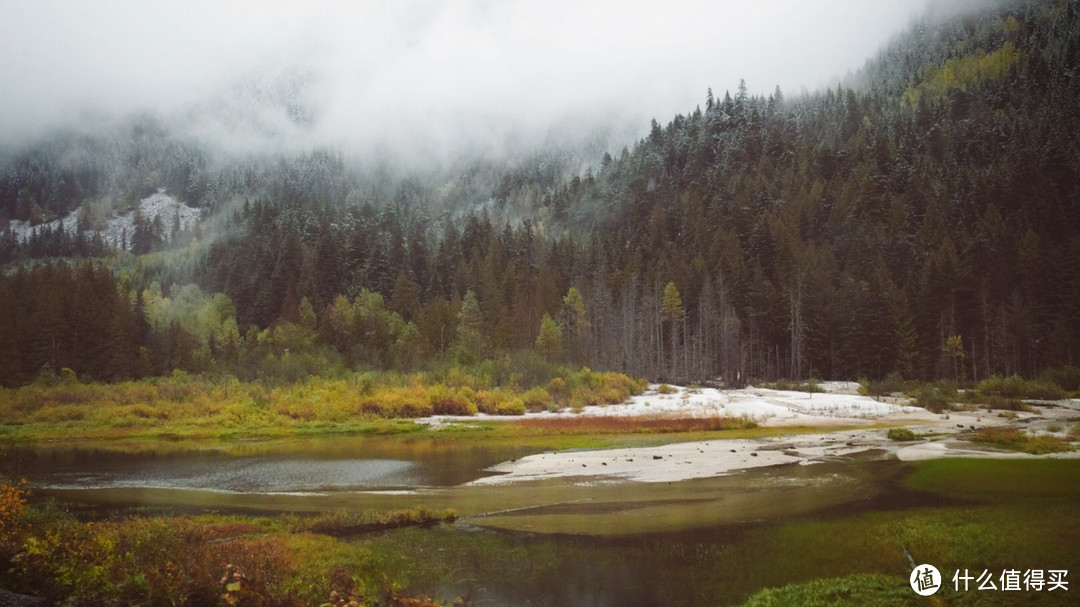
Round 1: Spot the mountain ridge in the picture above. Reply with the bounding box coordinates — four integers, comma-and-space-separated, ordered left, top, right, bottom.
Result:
0, 0, 1077, 387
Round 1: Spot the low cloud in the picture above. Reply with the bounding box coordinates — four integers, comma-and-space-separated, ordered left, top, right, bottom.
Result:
0, 0, 933, 157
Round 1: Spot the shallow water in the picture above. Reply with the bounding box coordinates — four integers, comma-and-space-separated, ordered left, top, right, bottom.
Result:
1, 436, 536, 495
1, 438, 957, 606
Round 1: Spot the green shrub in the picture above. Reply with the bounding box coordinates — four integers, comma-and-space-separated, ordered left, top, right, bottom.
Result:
762, 378, 823, 393
475, 389, 518, 415
977, 374, 1067, 400
494, 398, 525, 416
392, 396, 433, 418
519, 387, 552, 412
657, 384, 677, 394
1039, 365, 1080, 392
29, 406, 86, 423
763, 378, 797, 391
910, 386, 952, 412
427, 385, 477, 416
886, 428, 917, 441
568, 386, 602, 411
360, 399, 389, 417
860, 372, 906, 398
967, 393, 1029, 411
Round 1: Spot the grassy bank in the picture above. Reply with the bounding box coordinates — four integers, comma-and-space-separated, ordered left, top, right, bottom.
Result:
3, 459, 1078, 605
0, 496, 460, 606
737, 458, 1080, 606
0, 367, 645, 442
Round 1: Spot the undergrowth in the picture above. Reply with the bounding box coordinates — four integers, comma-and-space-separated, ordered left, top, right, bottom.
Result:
759, 378, 823, 393
0, 366, 646, 441
0, 493, 463, 607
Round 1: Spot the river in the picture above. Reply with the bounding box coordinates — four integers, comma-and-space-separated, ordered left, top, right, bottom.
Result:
1, 437, 947, 606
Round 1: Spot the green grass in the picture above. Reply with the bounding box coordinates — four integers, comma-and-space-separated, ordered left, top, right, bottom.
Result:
903, 458, 1080, 502
740, 574, 919, 606
739, 460, 1080, 605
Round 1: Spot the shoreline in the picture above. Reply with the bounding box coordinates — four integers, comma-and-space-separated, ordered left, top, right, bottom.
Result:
470, 384, 1080, 485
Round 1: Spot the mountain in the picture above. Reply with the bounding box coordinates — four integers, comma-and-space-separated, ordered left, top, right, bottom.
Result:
1, 0, 1077, 387
542, 0, 1080, 382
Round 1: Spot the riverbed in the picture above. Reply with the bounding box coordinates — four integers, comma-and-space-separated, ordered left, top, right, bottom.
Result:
4, 384, 1079, 605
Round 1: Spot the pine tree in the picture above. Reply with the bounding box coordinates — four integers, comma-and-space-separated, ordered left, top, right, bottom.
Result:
661, 281, 685, 380
456, 290, 484, 363
560, 286, 588, 361
535, 313, 562, 362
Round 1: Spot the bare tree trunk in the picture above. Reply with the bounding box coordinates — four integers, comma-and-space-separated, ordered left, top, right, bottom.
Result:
789, 272, 804, 379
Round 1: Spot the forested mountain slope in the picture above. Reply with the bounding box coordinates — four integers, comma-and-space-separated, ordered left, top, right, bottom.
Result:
551, 0, 1080, 382
1, 0, 1077, 387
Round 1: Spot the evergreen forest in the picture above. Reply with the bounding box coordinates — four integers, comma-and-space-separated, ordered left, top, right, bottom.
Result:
1, 0, 1078, 389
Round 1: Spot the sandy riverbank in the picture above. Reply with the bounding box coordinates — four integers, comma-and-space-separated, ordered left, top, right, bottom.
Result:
468, 384, 1080, 485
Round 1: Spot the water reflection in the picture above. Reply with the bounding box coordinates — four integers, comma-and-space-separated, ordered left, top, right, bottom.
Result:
43, 457, 426, 493
1, 437, 534, 494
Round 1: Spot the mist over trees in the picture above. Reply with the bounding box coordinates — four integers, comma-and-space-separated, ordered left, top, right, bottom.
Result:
0, 0, 1077, 388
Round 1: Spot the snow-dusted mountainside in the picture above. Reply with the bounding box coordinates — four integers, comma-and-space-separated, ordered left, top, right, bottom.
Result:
9, 191, 202, 251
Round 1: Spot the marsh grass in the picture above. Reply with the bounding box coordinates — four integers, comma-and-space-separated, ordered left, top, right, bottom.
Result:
1, 503, 460, 607
382, 494, 1080, 606
739, 460, 1080, 605
968, 427, 1074, 454
740, 574, 919, 606
283, 507, 457, 536
0, 367, 645, 442
903, 458, 1080, 501
513, 414, 757, 434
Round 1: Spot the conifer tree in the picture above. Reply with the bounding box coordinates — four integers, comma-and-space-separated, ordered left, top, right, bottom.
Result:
535, 313, 562, 362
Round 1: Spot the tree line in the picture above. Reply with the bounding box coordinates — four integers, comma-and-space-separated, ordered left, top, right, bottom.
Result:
1, 0, 1077, 388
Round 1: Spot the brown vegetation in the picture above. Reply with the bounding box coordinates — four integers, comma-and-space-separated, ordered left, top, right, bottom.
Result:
968, 427, 1074, 455
513, 414, 756, 434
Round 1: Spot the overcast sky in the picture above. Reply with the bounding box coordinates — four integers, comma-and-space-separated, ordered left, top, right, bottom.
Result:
0, 0, 933, 154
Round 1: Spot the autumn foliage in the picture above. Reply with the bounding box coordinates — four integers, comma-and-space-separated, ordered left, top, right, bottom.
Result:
0, 480, 28, 536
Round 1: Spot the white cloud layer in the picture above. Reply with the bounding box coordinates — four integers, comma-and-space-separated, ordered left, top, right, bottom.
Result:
0, 0, 933, 154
